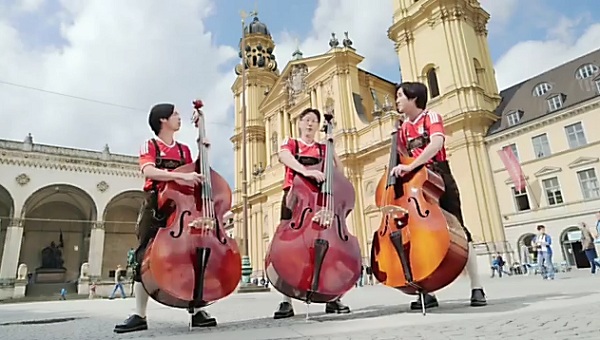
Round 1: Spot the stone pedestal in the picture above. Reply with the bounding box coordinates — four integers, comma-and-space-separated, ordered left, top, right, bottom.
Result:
78, 277, 90, 296
241, 255, 252, 284
237, 255, 270, 293
13, 279, 27, 299
34, 268, 67, 283
237, 283, 271, 293
0, 279, 15, 301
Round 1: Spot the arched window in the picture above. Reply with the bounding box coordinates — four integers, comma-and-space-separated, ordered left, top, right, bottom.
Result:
427, 69, 440, 98
532, 82, 552, 97
473, 58, 485, 86
575, 63, 599, 80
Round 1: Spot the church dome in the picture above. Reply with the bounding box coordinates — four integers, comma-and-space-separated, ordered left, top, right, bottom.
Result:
245, 16, 270, 36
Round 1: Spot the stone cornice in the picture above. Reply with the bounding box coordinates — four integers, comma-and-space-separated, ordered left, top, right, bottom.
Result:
0, 151, 141, 178
0, 139, 137, 164
485, 98, 600, 144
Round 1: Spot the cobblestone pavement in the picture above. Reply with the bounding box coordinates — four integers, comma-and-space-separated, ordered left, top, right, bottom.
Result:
0, 270, 598, 340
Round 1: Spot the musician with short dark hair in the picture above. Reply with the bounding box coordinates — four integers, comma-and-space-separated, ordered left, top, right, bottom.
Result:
272, 108, 351, 319
114, 103, 218, 333
390, 82, 487, 310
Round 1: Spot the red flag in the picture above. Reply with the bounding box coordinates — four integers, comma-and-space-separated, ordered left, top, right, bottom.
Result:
497, 146, 526, 191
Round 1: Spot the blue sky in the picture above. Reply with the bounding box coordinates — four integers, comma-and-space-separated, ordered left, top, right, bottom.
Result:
202, 0, 600, 89
9, 0, 598, 85
1, 0, 599, 186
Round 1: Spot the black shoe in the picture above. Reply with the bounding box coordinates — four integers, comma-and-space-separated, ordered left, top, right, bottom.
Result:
113, 315, 148, 334
325, 300, 351, 314
273, 301, 294, 319
470, 288, 487, 307
191, 310, 217, 328
410, 293, 439, 310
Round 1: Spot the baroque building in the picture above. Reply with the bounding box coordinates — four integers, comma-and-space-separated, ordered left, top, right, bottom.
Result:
487, 48, 600, 268
230, 0, 507, 275
0, 135, 144, 299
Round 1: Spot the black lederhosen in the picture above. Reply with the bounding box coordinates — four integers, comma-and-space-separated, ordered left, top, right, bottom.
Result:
280, 140, 324, 221
405, 119, 473, 243
132, 139, 186, 282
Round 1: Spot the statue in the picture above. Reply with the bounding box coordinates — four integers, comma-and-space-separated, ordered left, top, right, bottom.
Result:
126, 248, 135, 268
40, 241, 64, 269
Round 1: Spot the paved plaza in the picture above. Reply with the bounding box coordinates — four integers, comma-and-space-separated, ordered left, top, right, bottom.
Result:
0, 270, 598, 340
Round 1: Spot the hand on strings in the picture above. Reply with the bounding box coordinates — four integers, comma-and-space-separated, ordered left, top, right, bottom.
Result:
390, 164, 412, 177
176, 172, 204, 186
302, 169, 325, 182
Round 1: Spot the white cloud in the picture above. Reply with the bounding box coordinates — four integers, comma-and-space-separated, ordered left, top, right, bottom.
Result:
0, 0, 237, 180
494, 21, 600, 90
272, 0, 397, 76
14, 0, 44, 12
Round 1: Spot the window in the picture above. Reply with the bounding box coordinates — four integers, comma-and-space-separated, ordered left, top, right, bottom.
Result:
564, 122, 587, 148
427, 69, 440, 98
532, 134, 551, 158
577, 169, 600, 200
542, 177, 563, 206
533, 82, 552, 97
506, 111, 520, 126
595, 79, 600, 94
512, 187, 531, 212
575, 64, 599, 80
547, 95, 563, 112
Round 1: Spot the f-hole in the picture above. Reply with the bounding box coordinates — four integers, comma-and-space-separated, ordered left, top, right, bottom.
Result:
171, 210, 191, 238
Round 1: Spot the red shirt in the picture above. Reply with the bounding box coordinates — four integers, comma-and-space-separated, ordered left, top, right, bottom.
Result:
139, 138, 194, 191
397, 109, 447, 163
280, 138, 325, 190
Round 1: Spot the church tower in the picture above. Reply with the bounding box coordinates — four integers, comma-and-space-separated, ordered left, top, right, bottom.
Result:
230, 14, 278, 239
388, 0, 506, 248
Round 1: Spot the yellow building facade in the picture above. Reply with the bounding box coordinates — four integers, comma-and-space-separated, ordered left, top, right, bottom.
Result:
230, 0, 513, 275
486, 49, 600, 268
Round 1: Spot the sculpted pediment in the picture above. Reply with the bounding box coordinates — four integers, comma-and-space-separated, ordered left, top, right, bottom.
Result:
259, 54, 335, 111
504, 175, 529, 185
568, 157, 599, 169
534, 166, 562, 178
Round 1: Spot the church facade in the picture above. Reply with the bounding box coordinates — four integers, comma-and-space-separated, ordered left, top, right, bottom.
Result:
230, 0, 507, 275
0, 135, 143, 299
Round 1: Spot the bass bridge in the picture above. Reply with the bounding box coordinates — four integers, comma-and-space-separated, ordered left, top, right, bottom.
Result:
188, 217, 216, 234
380, 205, 409, 228
311, 209, 335, 228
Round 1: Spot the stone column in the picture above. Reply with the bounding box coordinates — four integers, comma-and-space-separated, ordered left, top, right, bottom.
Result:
0, 218, 24, 283
87, 221, 105, 280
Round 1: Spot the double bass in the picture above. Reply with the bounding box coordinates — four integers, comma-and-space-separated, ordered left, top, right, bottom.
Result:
140, 100, 242, 314
370, 119, 468, 315
265, 113, 362, 305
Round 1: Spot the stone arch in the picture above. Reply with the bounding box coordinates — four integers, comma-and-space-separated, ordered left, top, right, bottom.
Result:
516, 232, 536, 263
559, 225, 588, 268
0, 184, 15, 265
421, 64, 440, 99
101, 190, 145, 278
20, 184, 98, 283
473, 58, 486, 86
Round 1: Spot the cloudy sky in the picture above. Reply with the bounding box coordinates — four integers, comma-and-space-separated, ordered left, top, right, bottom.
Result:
1, 0, 599, 186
